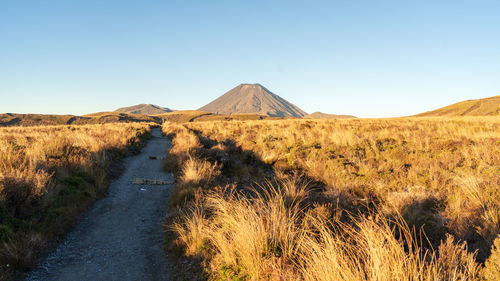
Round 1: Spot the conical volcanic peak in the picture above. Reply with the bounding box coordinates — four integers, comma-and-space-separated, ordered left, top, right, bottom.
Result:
114, 104, 173, 115
199, 84, 307, 117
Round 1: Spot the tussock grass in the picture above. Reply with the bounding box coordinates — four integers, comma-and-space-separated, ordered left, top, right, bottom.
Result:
482, 235, 500, 280
162, 117, 500, 280
162, 123, 221, 206
185, 117, 500, 255
172, 201, 208, 256
180, 156, 221, 186
0, 122, 152, 279
173, 180, 482, 280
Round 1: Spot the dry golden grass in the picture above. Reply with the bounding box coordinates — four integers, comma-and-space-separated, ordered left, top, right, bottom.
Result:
482, 235, 500, 280
163, 122, 202, 154
0, 122, 152, 279
172, 201, 207, 256
180, 156, 221, 186
173, 180, 481, 281
156, 110, 213, 123
156, 110, 274, 123
416, 95, 500, 116
162, 117, 500, 280
162, 123, 222, 206
185, 117, 500, 243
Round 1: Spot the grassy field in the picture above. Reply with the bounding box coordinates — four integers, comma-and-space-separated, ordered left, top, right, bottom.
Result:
155, 110, 281, 123
162, 117, 500, 280
0, 122, 153, 280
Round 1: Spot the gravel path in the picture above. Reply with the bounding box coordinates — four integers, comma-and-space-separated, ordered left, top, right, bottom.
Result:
27, 128, 172, 281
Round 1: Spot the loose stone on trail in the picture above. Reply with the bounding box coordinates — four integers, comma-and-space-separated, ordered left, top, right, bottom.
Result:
132, 178, 172, 185
148, 156, 166, 160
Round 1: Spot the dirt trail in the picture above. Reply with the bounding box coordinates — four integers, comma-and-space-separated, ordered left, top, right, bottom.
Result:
27, 128, 172, 281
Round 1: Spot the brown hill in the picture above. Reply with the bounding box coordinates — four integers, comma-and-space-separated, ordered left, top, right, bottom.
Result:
155, 110, 213, 123
82, 112, 161, 123
304, 112, 357, 119
0, 112, 160, 127
416, 95, 500, 117
156, 110, 273, 123
199, 84, 307, 117
115, 104, 172, 115
0, 113, 86, 127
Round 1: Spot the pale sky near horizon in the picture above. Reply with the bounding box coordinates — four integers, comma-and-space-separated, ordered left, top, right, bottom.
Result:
1, 0, 499, 117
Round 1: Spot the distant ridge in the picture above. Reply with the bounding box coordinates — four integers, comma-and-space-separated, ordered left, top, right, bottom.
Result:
0, 112, 160, 127
416, 95, 500, 117
115, 104, 172, 115
304, 112, 357, 119
199, 83, 307, 117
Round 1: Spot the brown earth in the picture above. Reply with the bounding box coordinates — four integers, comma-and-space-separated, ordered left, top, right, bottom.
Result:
115, 104, 173, 115
199, 83, 307, 117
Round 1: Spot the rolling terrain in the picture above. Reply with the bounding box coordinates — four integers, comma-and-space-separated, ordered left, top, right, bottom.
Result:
82, 112, 161, 123
0, 112, 161, 127
115, 104, 173, 115
304, 111, 357, 119
416, 95, 500, 116
155, 110, 274, 123
1, 93, 499, 280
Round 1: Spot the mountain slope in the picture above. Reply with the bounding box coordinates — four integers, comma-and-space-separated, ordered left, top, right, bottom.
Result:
304, 112, 357, 119
416, 95, 500, 117
115, 104, 172, 115
199, 84, 307, 117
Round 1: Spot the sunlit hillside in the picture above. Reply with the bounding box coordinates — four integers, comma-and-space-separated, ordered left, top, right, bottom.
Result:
417, 95, 500, 117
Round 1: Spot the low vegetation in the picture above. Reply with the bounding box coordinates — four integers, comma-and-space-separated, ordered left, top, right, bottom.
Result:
162, 117, 500, 280
0, 112, 161, 127
0, 122, 153, 280
157, 110, 273, 124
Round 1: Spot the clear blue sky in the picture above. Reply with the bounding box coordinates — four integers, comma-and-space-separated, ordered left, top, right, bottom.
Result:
1, 0, 499, 117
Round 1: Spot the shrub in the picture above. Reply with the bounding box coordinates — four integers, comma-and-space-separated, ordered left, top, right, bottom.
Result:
180, 156, 221, 187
